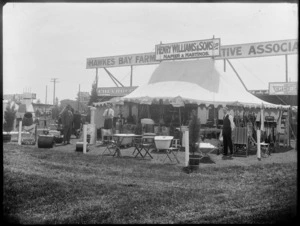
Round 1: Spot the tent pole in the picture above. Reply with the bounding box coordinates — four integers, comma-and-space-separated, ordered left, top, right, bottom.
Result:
130, 65, 133, 87
226, 59, 248, 92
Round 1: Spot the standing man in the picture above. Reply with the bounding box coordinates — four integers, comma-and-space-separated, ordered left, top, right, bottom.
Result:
61, 105, 74, 145
222, 107, 235, 156
102, 103, 114, 141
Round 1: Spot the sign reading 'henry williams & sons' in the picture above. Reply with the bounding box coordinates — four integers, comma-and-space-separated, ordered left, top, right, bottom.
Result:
155, 38, 221, 61
97, 86, 138, 96
269, 82, 297, 95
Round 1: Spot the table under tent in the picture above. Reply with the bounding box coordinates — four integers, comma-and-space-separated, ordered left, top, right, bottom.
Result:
121, 58, 291, 156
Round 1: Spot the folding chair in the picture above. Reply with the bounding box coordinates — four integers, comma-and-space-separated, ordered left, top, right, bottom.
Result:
102, 135, 117, 155
248, 134, 271, 157
163, 139, 180, 163
232, 127, 249, 157
132, 137, 144, 158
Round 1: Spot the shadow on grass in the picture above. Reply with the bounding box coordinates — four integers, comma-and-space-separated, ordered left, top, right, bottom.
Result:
221, 155, 235, 160
199, 156, 216, 164
273, 146, 294, 153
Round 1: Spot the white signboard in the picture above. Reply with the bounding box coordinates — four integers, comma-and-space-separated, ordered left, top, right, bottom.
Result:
269, 82, 297, 95
97, 86, 138, 96
216, 39, 297, 59
155, 38, 221, 61
86, 52, 157, 69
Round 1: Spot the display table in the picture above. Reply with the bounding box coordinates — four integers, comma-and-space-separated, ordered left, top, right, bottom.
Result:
112, 134, 142, 157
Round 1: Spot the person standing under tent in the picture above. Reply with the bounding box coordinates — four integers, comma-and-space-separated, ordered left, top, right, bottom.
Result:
222, 107, 235, 156
102, 103, 114, 141
61, 105, 74, 145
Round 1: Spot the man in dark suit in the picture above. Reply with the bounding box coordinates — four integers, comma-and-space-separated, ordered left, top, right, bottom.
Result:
222, 107, 235, 156
61, 105, 74, 145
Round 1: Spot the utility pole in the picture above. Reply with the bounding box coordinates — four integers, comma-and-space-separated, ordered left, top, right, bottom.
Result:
44, 85, 47, 128
78, 84, 80, 112
50, 78, 59, 106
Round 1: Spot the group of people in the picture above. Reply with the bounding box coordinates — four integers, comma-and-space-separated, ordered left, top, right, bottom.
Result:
59, 105, 82, 145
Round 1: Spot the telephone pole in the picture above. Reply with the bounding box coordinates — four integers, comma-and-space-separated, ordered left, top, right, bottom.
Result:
78, 84, 80, 112
50, 78, 59, 105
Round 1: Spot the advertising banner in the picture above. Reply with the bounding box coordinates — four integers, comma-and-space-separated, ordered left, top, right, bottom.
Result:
155, 38, 221, 61
86, 39, 298, 68
269, 82, 297, 95
86, 52, 157, 69
216, 39, 297, 59
97, 86, 138, 96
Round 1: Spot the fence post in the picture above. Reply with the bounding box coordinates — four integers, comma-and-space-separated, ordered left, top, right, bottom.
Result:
185, 130, 189, 167
18, 121, 22, 145
83, 124, 87, 154
257, 129, 261, 160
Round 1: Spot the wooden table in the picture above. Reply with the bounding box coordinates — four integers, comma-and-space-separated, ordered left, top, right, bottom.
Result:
112, 134, 142, 157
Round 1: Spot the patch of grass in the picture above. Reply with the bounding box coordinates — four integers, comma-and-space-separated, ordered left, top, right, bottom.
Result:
3, 143, 298, 224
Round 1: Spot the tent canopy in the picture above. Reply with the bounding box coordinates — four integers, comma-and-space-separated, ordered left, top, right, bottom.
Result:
123, 59, 289, 109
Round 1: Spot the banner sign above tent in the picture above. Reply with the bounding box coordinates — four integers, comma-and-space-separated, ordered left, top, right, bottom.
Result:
216, 39, 297, 59
269, 82, 297, 95
155, 38, 221, 61
97, 86, 138, 96
86, 52, 157, 69
86, 39, 297, 68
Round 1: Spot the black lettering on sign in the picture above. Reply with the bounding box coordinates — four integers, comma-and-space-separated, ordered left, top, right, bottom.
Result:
257, 45, 264, 54
292, 41, 298, 51
236, 47, 242, 55
248, 46, 256, 55
281, 43, 287, 52
149, 54, 156, 62
273, 44, 280, 52
265, 44, 272, 53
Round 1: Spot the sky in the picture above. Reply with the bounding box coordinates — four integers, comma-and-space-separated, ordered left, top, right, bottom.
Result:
3, 2, 298, 104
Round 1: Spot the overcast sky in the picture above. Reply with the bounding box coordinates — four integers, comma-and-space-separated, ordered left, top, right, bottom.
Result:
3, 2, 298, 104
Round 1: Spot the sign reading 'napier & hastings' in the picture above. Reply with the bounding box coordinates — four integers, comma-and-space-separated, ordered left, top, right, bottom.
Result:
155, 38, 221, 61
86, 52, 157, 69
97, 87, 138, 96
269, 82, 297, 95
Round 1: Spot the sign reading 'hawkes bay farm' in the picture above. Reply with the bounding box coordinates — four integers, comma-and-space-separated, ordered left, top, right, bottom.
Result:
269, 82, 297, 95
155, 38, 221, 61
97, 87, 138, 96
86, 52, 157, 69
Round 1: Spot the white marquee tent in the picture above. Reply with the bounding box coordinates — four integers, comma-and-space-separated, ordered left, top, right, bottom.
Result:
122, 58, 289, 109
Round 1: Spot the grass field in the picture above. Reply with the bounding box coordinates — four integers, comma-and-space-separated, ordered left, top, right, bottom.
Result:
3, 141, 298, 224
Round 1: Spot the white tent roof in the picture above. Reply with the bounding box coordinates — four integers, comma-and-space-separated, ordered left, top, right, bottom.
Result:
123, 59, 289, 109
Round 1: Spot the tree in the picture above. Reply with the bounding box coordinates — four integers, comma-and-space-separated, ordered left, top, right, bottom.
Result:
88, 81, 98, 106
51, 106, 60, 120
3, 102, 17, 132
